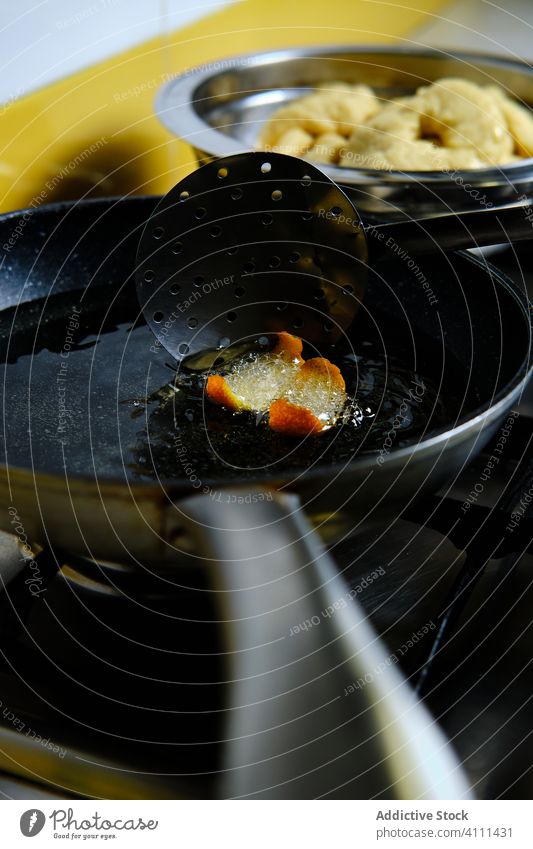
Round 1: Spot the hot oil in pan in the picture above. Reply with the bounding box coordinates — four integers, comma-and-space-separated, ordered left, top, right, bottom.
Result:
0, 289, 168, 480
131, 346, 447, 481
0, 288, 453, 483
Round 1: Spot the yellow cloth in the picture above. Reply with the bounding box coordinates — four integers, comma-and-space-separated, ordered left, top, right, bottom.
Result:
0, 0, 449, 212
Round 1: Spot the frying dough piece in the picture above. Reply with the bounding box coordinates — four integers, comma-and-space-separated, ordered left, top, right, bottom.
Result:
206, 332, 303, 413
205, 332, 348, 435
340, 128, 446, 171
261, 75, 533, 170
269, 357, 346, 435
345, 138, 488, 171
362, 98, 422, 142
415, 77, 514, 163
340, 81, 513, 170
311, 83, 381, 135
435, 147, 486, 170
271, 127, 314, 157
305, 131, 346, 163
339, 97, 426, 168
259, 83, 380, 148
485, 85, 533, 158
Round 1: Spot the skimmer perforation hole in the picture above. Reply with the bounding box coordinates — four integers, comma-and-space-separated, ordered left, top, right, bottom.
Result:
187, 317, 198, 329
153, 311, 164, 323
169, 283, 181, 295
242, 261, 255, 274
231, 188, 243, 200
269, 256, 281, 268
211, 225, 222, 237
226, 311, 237, 323
217, 167, 228, 179
194, 276, 204, 287
234, 286, 246, 298
178, 343, 190, 355
292, 316, 304, 329
153, 227, 164, 240
288, 251, 300, 263
195, 207, 207, 220
301, 175, 311, 187
179, 191, 190, 201
144, 269, 155, 282
262, 213, 273, 225
171, 241, 182, 254
271, 189, 283, 201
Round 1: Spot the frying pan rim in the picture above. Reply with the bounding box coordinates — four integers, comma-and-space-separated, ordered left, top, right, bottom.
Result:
0, 367, 529, 499
0, 193, 530, 494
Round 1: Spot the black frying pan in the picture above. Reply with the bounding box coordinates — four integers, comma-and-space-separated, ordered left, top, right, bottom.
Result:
0, 196, 529, 559
0, 196, 530, 799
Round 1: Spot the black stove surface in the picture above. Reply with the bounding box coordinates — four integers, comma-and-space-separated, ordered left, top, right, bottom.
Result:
0, 244, 531, 800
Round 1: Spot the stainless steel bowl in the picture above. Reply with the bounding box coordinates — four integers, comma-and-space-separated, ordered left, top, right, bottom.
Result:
156, 45, 533, 221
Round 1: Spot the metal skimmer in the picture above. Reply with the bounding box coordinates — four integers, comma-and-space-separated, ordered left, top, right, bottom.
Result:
135, 152, 367, 365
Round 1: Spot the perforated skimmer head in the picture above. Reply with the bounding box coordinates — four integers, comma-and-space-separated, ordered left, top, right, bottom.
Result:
136, 152, 367, 366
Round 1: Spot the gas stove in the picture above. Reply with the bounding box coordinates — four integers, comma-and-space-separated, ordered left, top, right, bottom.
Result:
0, 244, 531, 801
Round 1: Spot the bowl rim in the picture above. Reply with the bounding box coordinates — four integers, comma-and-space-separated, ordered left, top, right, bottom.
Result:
155, 43, 533, 182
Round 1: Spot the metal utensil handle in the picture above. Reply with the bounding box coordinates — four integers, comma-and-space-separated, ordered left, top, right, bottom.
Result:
178, 488, 472, 800
370, 197, 533, 257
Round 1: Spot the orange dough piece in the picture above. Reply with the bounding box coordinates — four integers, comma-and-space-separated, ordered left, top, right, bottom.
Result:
269, 399, 324, 436
205, 374, 243, 410
273, 331, 304, 362
269, 357, 346, 435
205, 332, 304, 412
205, 333, 348, 435
299, 357, 346, 390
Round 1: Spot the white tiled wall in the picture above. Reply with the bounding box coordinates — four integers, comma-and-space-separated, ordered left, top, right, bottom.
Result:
0, 0, 236, 103
411, 0, 533, 62
2, 0, 533, 107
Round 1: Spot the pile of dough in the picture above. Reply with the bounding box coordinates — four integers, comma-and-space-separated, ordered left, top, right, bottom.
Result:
205, 332, 347, 436
259, 82, 379, 163
259, 77, 533, 171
